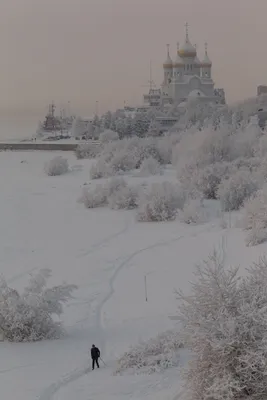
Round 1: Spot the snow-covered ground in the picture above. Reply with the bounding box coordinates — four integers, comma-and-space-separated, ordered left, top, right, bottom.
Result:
1, 151, 267, 400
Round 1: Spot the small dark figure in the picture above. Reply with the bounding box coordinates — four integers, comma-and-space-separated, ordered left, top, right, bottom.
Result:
91, 344, 100, 370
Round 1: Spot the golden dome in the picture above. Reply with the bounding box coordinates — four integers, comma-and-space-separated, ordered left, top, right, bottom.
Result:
178, 41, 197, 58
178, 22, 197, 58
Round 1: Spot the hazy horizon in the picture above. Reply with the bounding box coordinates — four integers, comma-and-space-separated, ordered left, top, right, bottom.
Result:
3, 0, 267, 117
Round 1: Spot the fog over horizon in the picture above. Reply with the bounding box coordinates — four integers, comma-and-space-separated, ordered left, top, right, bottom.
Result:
2, 0, 267, 117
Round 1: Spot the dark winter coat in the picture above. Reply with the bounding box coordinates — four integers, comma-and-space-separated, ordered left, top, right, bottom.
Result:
91, 346, 100, 360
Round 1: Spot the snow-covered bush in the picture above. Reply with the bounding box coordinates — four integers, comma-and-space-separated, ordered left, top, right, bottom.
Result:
108, 184, 139, 210
157, 134, 180, 164
75, 142, 101, 159
137, 181, 185, 222
177, 250, 267, 400
80, 178, 128, 209
245, 226, 267, 247
109, 149, 138, 173
115, 330, 183, 375
90, 157, 114, 179
80, 185, 107, 208
178, 162, 234, 200
44, 156, 69, 176
105, 177, 127, 197
242, 189, 267, 246
242, 189, 267, 231
179, 199, 207, 225
217, 170, 261, 211
99, 129, 119, 144
231, 156, 261, 172
138, 156, 161, 176
0, 269, 77, 342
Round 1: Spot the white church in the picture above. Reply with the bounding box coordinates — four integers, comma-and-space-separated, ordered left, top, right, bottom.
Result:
144, 24, 225, 108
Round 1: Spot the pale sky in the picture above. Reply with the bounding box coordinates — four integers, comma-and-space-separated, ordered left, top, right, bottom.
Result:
2, 0, 267, 116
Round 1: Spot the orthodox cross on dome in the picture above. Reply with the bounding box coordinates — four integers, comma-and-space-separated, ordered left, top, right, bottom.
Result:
166, 43, 170, 55
185, 22, 189, 41
205, 42, 208, 54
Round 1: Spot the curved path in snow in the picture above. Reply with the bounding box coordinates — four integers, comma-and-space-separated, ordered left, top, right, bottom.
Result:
38, 223, 216, 400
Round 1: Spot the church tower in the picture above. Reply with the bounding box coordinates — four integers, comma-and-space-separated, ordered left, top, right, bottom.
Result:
172, 43, 184, 81
163, 44, 173, 85
177, 23, 196, 75
201, 43, 212, 78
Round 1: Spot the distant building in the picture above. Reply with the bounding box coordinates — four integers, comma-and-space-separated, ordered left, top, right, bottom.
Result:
143, 24, 225, 108
257, 85, 267, 96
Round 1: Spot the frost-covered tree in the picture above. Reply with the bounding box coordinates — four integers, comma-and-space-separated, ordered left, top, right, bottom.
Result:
71, 116, 86, 138
177, 250, 267, 400
132, 112, 150, 137
99, 129, 119, 144
217, 170, 261, 211
0, 269, 77, 342
44, 156, 69, 176
100, 111, 112, 130
147, 119, 161, 136
85, 121, 95, 139
242, 188, 267, 246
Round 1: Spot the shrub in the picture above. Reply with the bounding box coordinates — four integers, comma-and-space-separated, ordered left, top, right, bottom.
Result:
80, 185, 107, 208
179, 162, 235, 200
105, 177, 128, 197
90, 157, 114, 179
138, 156, 161, 176
99, 129, 119, 144
80, 178, 128, 209
108, 184, 139, 210
137, 181, 185, 222
177, 251, 267, 400
109, 149, 138, 173
242, 189, 267, 246
179, 199, 207, 224
242, 189, 267, 231
115, 330, 183, 375
245, 226, 267, 247
44, 156, 69, 176
217, 170, 261, 211
0, 269, 77, 342
75, 142, 101, 159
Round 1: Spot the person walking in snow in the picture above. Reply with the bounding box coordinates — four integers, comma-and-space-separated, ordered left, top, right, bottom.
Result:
91, 344, 100, 370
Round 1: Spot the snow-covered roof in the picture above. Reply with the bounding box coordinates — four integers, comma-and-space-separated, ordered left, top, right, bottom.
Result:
188, 89, 206, 98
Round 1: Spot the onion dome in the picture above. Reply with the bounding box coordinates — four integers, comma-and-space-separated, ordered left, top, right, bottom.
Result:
163, 44, 173, 68
178, 23, 196, 58
201, 42, 212, 67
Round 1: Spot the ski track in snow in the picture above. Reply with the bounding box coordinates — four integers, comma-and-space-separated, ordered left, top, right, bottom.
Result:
77, 215, 132, 259
38, 223, 217, 400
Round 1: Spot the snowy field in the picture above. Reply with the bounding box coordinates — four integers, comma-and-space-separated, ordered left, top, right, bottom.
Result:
1, 150, 267, 400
